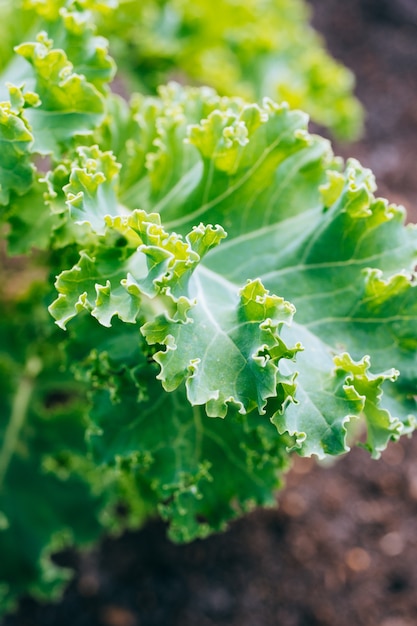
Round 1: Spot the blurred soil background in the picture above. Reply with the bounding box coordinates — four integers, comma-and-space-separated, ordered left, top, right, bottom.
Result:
4, 0, 417, 624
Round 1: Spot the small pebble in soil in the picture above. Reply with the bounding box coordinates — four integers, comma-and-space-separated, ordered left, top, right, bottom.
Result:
101, 605, 137, 626
382, 443, 405, 466
379, 531, 405, 556
291, 457, 314, 475
407, 469, 417, 500
78, 573, 100, 596
380, 619, 414, 626
281, 491, 308, 517
345, 547, 371, 572
290, 533, 317, 561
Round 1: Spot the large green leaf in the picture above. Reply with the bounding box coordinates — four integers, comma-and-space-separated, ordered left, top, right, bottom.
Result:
204, 157, 417, 456
64, 318, 292, 542
51, 86, 417, 462
50, 206, 300, 418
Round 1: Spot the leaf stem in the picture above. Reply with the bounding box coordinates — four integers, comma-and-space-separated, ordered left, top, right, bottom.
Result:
0, 356, 42, 489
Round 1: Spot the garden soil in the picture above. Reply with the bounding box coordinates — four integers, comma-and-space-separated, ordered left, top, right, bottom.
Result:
4, 1, 417, 624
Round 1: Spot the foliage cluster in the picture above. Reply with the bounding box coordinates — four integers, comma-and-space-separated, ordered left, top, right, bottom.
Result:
0, 0, 415, 616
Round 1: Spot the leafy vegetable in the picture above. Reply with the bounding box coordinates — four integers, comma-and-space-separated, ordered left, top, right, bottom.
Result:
0, 0, 415, 617
49, 86, 417, 464
0, 0, 362, 139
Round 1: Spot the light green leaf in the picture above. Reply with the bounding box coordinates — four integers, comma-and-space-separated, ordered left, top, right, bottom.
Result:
6, 177, 58, 253
96, 0, 363, 139
205, 155, 417, 456
143, 276, 300, 417
0, 0, 116, 88
64, 145, 122, 234
334, 353, 401, 457
49, 210, 220, 327
51, 202, 301, 418
0, 97, 34, 205
54, 86, 417, 459
51, 6, 116, 92
14, 32, 105, 154
103, 83, 332, 235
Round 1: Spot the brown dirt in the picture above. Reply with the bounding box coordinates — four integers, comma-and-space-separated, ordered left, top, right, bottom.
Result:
4, 1, 417, 625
